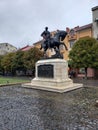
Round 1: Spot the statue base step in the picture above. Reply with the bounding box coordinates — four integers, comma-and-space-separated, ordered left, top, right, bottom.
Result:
22, 78, 83, 93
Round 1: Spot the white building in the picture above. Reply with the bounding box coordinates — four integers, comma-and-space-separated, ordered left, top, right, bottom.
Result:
92, 6, 98, 40
0, 43, 17, 55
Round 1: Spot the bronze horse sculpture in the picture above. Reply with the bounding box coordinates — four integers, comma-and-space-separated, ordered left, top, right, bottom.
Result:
40, 29, 68, 58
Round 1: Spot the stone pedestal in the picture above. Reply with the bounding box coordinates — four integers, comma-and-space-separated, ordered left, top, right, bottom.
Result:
22, 59, 83, 93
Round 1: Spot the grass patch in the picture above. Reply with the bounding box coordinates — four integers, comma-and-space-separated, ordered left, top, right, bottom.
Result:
0, 76, 30, 85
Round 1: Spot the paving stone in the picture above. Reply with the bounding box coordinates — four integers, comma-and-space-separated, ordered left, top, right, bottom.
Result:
0, 79, 98, 130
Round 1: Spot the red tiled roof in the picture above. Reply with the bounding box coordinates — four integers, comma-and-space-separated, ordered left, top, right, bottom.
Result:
76, 23, 92, 31
20, 45, 34, 51
20, 45, 29, 50
66, 23, 92, 33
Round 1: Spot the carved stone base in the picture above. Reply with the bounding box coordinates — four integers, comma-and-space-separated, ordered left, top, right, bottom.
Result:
23, 79, 83, 93
22, 59, 83, 93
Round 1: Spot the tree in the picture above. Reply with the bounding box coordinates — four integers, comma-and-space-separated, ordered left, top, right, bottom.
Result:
0, 47, 43, 76
69, 37, 98, 78
0, 55, 4, 74
23, 47, 43, 74
1, 53, 15, 75
11, 50, 25, 75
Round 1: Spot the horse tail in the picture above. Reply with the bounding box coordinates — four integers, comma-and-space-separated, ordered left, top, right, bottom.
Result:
60, 42, 68, 50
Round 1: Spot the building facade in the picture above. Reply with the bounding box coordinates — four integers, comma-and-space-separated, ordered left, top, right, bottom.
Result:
0, 43, 17, 55
62, 23, 93, 60
92, 6, 98, 40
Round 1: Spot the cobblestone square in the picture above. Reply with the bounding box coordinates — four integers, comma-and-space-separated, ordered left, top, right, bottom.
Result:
0, 79, 98, 130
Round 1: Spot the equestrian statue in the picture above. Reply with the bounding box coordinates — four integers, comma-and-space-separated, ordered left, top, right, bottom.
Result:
40, 27, 68, 58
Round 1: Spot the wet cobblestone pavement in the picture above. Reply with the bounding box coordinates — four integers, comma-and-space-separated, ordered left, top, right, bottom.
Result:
0, 79, 98, 130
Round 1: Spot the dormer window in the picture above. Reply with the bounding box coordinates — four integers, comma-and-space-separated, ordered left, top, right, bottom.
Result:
70, 29, 75, 36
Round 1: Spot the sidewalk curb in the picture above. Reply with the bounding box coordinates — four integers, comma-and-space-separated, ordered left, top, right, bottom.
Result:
0, 82, 30, 87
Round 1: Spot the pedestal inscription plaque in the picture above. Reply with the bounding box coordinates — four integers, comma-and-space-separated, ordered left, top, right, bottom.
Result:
38, 64, 54, 78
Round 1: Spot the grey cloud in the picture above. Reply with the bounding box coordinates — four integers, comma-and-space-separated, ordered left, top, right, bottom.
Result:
0, 0, 97, 48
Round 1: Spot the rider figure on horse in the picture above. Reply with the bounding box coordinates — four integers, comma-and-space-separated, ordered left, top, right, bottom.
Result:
41, 27, 51, 48
40, 27, 68, 59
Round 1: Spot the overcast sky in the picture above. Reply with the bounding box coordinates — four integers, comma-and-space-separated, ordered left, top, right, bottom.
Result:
0, 0, 98, 48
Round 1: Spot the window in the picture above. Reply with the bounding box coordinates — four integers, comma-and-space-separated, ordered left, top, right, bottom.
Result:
70, 29, 75, 36
69, 40, 75, 48
79, 68, 85, 74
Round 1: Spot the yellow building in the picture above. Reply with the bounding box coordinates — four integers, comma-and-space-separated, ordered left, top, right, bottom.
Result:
64, 23, 92, 60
